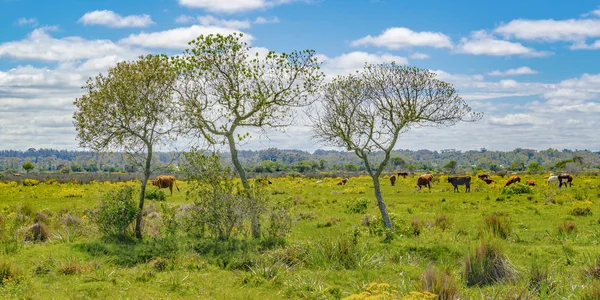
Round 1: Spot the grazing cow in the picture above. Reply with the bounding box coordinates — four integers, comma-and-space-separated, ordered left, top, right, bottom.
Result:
337, 178, 349, 185
416, 174, 433, 191
448, 176, 471, 193
526, 180, 536, 186
477, 174, 489, 180
504, 175, 521, 187
397, 172, 408, 178
547, 175, 558, 185
150, 175, 180, 196
558, 173, 573, 188
483, 179, 496, 184
13, 173, 21, 177
389, 175, 397, 186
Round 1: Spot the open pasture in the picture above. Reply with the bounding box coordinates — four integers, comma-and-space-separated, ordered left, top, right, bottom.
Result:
2, 173, 600, 299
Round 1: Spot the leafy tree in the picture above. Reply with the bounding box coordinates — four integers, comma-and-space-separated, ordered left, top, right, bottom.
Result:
311, 63, 481, 229
444, 160, 457, 172
73, 54, 178, 239
345, 164, 359, 172
22, 162, 34, 174
527, 162, 543, 174
391, 157, 406, 168
174, 33, 323, 237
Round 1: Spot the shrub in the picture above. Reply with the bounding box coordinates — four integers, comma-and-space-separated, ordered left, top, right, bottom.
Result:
0, 261, 20, 285
92, 187, 139, 239
411, 219, 423, 236
482, 212, 511, 239
463, 240, 517, 286
23, 178, 40, 186
266, 201, 294, 240
501, 183, 533, 195
24, 222, 49, 242
435, 214, 450, 231
528, 261, 556, 296
421, 266, 460, 299
571, 206, 592, 216
145, 188, 166, 201
557, 221, 577, 236
345, 197, 368, 214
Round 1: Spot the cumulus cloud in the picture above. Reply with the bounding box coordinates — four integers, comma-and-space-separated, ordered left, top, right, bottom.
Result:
409, 52, 429, 59
456, 31, 550, 57
487, 67, 538, 76
318, 51, 408, 77
0, 27, 142, 61
177, 0, 294, 14
15, 17, 37, 26
197, 15, 251, 29
175, 15, 196, 24
350, 27, 452, 49
119, 25, 253, 49
489, 113, 550, 126
570, 40, 600, 50
494, 18, 600, 42
254, 16, 279, 24
78, 10, 154, 28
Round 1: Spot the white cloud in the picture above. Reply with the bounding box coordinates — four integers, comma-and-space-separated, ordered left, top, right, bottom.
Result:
177, 0, 293, 14
197, 15, 251, 29
254, 16, 280, 24
119, 25, 253, 49
460, 92, 530, 101
487, 67, 538, 76
78, 10, 154, 28
318, 51, 408, 77
0, 27, 141, 61
570, 40, 600, 50
431, 70, 484, 84
409, 52, 429, 59
15, 17, 37, 26
175, 15, 196, 24
494, 18, 600, 41
350, 27, 452, 49
489, 113, 550, 126
456, 31, 550, 57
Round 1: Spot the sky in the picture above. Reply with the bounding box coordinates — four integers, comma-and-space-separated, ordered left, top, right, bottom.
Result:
1, 0, 600, 153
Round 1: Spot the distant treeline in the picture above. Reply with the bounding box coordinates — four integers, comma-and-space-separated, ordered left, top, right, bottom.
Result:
0, 147, 599, 175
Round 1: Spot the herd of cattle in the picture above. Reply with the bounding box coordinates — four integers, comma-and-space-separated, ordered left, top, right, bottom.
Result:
336, 172, 575, 193
150, 172, 575, 195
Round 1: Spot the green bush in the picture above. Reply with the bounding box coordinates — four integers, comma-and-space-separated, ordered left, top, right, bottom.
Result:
23, 178, 40, 186
145, 188, 166, 201
92, 187, 139, 239
501, 183, 533, 195
482, 212, 511, 239
345, 197, 368, 214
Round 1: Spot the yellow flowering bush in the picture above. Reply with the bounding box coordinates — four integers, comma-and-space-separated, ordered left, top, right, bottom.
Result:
342, 282, 437, 300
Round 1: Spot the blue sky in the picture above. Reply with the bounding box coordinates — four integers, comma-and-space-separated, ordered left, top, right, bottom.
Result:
1, 0, 600, 152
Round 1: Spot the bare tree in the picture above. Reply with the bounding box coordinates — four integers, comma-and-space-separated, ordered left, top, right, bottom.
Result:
73, 54, 178, 239
311, 63, 482, 229
173, 33, 324, 237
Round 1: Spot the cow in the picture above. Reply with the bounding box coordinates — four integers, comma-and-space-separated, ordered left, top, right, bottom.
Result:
337, 178, 349, 185
389, 174, 397, 186
504, 175, 521, 187
526, 180, 536, 186
558, 173, 573, 188
397, 172, 408, 178
482, 179, 496, 184
477, 174, 489, 180
150, 175, 180, 196
416, 174, 433, 191
448, 176, 471, 193
547, 175, 558, 185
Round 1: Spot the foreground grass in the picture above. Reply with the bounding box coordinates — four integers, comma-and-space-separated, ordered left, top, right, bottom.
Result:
2, 173, 600, 299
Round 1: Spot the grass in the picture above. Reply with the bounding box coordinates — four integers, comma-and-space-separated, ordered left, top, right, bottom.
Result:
1, 173, 600, 298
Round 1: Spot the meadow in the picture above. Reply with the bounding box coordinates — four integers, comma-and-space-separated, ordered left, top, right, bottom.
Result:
1, 172, 600, 299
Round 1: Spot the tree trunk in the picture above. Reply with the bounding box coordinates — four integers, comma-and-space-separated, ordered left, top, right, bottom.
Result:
226, 133, 260, 238
135, 149, 153, 239
372, 175, 393, 230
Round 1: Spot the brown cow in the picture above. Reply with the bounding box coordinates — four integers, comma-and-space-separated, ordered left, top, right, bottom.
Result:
526, 180, 536, 186
504, 175, 521, 187
558, 173, 573, 188
389, 175, 397, 186
482, 179, 496, 184
397, 172, 408, 178
337, 178, 349, 185
150, 175, 180, 196
478, 174, 489, 180
416, 174, 433, 191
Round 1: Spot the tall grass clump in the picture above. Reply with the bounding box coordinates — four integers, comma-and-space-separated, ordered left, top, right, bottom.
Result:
501, 183, 533, 195
420, 266, 460, 299
482, 212, 511, 239
91, 187, 139, 239
24, 221, 49, 242
527, 260, 556, 297
463, 240, 517, 287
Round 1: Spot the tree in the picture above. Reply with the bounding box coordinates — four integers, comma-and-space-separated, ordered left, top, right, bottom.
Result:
443, 160, 457, 172
311, 63, 481, 229
22, 162, 34, 174
391, 157, 406, 168
73, 54, 178, 239
527, 162, 543, 174
174, 33, 324, 238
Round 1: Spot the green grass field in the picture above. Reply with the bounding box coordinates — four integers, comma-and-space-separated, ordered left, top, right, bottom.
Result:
1, 173, 600, 299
